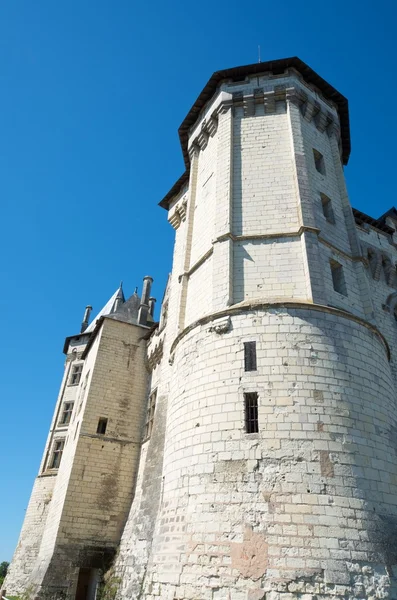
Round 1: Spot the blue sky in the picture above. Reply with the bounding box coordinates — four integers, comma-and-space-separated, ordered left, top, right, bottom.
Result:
0, 0, 395, 560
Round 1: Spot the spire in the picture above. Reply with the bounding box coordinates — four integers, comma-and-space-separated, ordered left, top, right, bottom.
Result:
113, 282, 125, 313
84, 286, 125, 333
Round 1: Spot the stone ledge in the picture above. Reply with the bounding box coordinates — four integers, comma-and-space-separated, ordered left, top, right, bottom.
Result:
169, 300, 391, 361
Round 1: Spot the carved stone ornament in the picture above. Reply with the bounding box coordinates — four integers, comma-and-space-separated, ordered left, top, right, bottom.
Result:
208, 316, 231, 334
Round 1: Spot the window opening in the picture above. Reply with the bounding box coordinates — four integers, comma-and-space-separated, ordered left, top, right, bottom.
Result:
244, 392, 259, 434
59, 402, 74, 425
320, 194, 335, 224
330, 260, 347, 296
49, 439, 65, 469
244, 341, 257, 371
70, 363, 83, 385
313, 149, 326, 175
144, 390, 157, 440
96, 418, 108, 435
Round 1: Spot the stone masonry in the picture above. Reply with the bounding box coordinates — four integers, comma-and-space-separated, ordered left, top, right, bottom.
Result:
4, 57, 397, 600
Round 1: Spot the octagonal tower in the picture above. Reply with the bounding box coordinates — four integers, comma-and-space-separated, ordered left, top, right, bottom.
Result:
116, 59, 397, 599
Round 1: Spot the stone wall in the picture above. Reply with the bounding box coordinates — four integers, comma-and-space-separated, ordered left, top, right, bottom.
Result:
139, 307, 397, 599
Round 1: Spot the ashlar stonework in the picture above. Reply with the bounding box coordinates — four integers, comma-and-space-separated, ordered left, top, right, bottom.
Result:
4, 56, 397, 600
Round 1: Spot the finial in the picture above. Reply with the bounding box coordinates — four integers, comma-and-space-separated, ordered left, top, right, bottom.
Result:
258, 45, 261, 63
134, 286, 138, 294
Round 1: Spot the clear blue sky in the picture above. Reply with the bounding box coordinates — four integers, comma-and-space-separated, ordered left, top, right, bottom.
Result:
0, 0, 395, 560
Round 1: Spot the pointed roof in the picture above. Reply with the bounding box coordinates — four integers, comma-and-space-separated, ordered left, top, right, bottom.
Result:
84, 284, 125, 333
106, 289, 140, 326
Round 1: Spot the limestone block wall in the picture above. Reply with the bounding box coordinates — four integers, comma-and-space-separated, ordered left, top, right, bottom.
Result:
140, 307, 397, 599
3, 476, 55, 596
3, 336, 89, 596
167, 71, 371, 340
22, 317, 150, 597
356, 221, 397, 385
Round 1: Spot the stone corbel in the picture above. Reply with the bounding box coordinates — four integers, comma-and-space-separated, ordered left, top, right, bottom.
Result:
188, 143, 200, 161
206, 116, 218, 137
243, 95, 255, 116
208, 315, 231, 334
178, 197, 187, 221
197, 128, 209, 151
306, 101, 321, 123
168, 196, 188, 230
263, 90, 276, 113
169, 210, 181, 230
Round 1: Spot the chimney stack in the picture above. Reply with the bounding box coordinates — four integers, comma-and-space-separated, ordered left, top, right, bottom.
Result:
80, 305, 92, 333
138, 276, 153, 325
148, 297, 156, 317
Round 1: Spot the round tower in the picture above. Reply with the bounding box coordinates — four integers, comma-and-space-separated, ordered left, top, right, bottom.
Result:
118, 58, 397, 599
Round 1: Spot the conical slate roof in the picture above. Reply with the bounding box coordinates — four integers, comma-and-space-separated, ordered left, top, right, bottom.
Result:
106, 290, 140, 325
85, 284, 125, 333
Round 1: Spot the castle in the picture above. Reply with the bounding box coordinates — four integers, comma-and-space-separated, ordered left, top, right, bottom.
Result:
4, 56, 397, 600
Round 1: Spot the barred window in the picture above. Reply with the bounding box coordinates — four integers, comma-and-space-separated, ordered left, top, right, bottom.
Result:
244, 392, 259, 434
144, 390, 157, 440
244, 341, 257, 371
70, 363, 83, 385
59, 402, 74, 425
49, 439, 65, 469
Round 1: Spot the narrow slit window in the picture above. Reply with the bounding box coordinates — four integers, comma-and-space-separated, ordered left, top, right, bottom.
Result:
59, 402, 74, 425
70, 363, 83, 385
313, 149, 326, 175
244, 392, 259, 434
330, 260, 347, 296
244, 341, 257, 371
49, 439, 65, 469
320, 194, 335, 224
144, 390, 157, 441
97, 417, 108, 435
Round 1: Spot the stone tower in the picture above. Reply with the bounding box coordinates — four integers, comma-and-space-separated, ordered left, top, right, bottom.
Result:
114, 58, 397, 598
3, 281, 155, 600
5, 57, 397, 600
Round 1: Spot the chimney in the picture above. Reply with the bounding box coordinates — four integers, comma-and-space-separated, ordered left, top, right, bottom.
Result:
80, 305, 92, 333
138, 276, 153, 325
148, 297, 156, 317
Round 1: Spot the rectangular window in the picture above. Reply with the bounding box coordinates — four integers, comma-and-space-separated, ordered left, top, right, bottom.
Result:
59, 402, 74, 425
69, 363, 83, 385
313, 149, 326, 175
330, 259, 347, 296
144, 390, 157, 441
244, 341, 257, 371
49, 439, 65, 469
244, 392, 259, 434
320, 193, 335, 224
96, 417, 108, 435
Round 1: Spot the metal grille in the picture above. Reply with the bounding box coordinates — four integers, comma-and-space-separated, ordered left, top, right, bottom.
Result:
244, 341, 257, 371
244, 392, 259, 433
